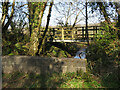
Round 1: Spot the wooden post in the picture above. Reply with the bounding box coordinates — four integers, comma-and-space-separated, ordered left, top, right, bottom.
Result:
72, 28, 74, 40
47, 28, 50, 40
96, 26, 97, 38
93, 26, 95, 39
82, 27, 84, 39
75, 27, 77, 39
53, 28, 55, 36
62, 28, 64, 40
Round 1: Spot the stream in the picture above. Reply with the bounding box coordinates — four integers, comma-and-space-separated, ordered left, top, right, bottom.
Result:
74, 47, 87, 59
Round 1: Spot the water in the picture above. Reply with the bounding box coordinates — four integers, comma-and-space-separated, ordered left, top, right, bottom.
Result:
74, 48, 87, 59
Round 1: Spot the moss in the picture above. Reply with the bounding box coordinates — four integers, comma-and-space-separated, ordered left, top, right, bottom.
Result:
46, 45, 71, 58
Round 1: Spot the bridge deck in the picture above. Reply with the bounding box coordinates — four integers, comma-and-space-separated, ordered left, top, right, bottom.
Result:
51, 39, 92, 42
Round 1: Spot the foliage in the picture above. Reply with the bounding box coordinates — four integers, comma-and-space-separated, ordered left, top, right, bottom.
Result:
86, 22, 120, 73
2, 30, 30, 55
42, 42, 84, 58
44, 45, 71, 58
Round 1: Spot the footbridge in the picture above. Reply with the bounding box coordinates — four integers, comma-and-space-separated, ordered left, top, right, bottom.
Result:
40, 25, 103, 42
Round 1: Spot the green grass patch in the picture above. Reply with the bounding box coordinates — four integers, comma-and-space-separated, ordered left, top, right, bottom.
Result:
2, 71, 102, 88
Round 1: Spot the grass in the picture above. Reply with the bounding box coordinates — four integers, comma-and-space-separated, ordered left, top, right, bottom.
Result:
3, 66, 119, 88
2, 71, 103, 88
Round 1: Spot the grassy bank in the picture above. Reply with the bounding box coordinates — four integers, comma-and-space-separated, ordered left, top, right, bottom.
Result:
2, 71, 102, 88
3, 39, 87, 58
3, 69, 119, 88
43, 42, 87, 58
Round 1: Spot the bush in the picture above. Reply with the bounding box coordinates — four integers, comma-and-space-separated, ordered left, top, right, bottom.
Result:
2, 30, 29, 55
86, 22, 120, 71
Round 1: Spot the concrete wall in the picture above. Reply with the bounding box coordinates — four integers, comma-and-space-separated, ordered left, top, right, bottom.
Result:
2, 56, 87, 74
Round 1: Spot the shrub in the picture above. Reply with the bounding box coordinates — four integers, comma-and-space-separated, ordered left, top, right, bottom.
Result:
86, 22, 120, 71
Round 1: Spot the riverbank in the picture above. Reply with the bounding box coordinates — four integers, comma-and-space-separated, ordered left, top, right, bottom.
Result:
44, 42, 88, 58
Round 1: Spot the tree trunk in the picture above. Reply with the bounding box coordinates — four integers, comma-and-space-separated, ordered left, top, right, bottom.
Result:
117, 8, 120, 39
2, 0, 15, 33
36, 1, 53, 55
37, 2, 47, 37
28, 2, 47, 56
28, 2, 32, 37
85, 2, 89, 46
97, 2, 111, 24
1, 1, 9, 27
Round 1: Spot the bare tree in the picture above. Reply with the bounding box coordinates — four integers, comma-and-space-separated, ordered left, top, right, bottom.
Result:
36, 1, 54, 55
2, 0, 15, 33
54, 1, 85, 27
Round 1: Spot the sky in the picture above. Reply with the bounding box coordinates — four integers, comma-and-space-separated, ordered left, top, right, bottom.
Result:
0, 0, 118, 27
42, 0, 102, 26
41, 0, 103, 27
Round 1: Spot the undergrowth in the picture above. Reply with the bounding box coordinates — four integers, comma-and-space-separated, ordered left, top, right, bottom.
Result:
2, 71, 102, 88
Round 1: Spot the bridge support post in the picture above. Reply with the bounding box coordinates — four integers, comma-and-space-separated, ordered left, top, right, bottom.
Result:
82, 27, 84, 39
96, 26, 97, 38
53, 28, 55, 39
93, 26, 95, 39
62, 28, 64, 40
72, 29, 74, 40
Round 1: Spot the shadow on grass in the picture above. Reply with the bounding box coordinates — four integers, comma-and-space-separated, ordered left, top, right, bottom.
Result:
2, 70, 103, 88
100, 65, 120, 88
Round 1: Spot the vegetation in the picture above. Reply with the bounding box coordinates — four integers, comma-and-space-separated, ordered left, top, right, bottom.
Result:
86, 9, 120, 89
2, 71, 101, 88
1, 0, 120, 89
3, 68, 119, 88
